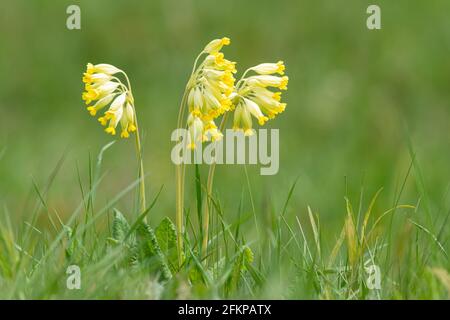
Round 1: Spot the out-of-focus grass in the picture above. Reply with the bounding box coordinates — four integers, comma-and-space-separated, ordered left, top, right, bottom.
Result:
0, 0, 449, 299
0, 143, 447, 299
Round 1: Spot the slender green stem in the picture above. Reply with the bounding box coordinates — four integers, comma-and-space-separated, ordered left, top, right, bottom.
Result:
192, 52, 206, 74
134, 115, 146, 217
175, 50, 207, 267
202, 113, 229, 259
119, 70, 146, 217
176, 89, 189, 267
235, 68, 253, 90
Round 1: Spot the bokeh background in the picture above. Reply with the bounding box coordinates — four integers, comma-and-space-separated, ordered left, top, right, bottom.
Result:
1, 0, 449, 242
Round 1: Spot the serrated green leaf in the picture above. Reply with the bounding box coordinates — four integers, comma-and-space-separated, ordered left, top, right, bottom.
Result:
155, 217, 178, 273
137, 222, 172, 281
156, 217, 177, 253
112, 209, 130, 243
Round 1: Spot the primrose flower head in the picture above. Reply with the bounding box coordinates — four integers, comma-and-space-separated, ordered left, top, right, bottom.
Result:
181, 38, 288, 148
183, 37, 236, 148
82, 63, 137, 138
231, 62, 288, 135
186, 37, 236, 123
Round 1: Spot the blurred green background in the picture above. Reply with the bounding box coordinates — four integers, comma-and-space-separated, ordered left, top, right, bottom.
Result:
1, 0, 449, 239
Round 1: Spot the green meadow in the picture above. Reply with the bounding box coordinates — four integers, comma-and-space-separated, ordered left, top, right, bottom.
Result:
0, 0, 449, 299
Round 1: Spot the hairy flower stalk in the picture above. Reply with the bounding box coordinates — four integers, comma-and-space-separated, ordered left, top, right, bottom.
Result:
176, 38, 288, 264
176, 38, 234, 266
82, 63, 147, 215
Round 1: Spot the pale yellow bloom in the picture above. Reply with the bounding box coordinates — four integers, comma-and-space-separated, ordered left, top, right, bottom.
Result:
232, 103, 254, 136
203, 119, 223, 142
231, 62, 288, 133
246, 75, 289, 90
187, 113, 205, 149
186, 37, 235, 124
82, 82, 119, 105
82, 63, 137, 138
247, 87, 286, 119
250, 61, 285, 75
83, 72, 112, 86
203, 37, 230, 54
182, 39, 288, 146
85, 63, 121, 75
86, 93, 115, 116
183, 37, 236, 148
243, 98, 268, 125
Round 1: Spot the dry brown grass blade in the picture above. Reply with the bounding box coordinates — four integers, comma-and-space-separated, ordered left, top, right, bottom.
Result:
328, 223, 346, 268
344, 198, 358, 266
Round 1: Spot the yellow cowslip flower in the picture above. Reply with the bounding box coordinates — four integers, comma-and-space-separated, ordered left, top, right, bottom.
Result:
183, 37, 237, 149
186, 113, 205, 149
203, 119, 223, 142
82, 81, 119, 105
203, 37, 230, 54
82, 63, 137, 138
186, 113, 223, 149
231, 62, 288, 135
250, 61, 285, 75
232, 102, 254, 136
246, 75, 289, 90
82, 72, 112, 86
85, 63, 121, 76
187, 52, 235, 121
182, 38, 288, 147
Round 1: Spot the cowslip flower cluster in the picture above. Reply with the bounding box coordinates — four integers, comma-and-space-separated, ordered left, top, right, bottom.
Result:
184, 37, 288, 148
231, 61, 288, 135
82, 63, 137, 138
185, 37, 236, 149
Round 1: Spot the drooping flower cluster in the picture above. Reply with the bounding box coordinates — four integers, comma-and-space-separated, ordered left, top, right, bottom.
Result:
184, 38, 288, 148
231, 61, 288, 135
185, 37, 236, 149
82, 63, 137, 138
